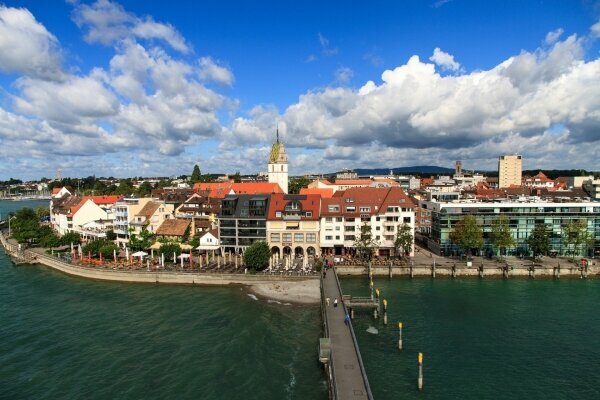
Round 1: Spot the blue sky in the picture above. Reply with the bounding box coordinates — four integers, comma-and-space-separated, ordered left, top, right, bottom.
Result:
0, 0, 599, 180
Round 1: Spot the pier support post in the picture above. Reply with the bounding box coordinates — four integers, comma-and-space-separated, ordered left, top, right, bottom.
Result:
418, 352, 424, 391
383, 299, 388, 325
351, 308, 355, 320
373, 307, 378, 319
432, 261, 436, 278
389, 260, 393, 279
452, 263, 456, 278
398, 322, 403, 351
410, 261, 414, 279
557, 262, 560, 278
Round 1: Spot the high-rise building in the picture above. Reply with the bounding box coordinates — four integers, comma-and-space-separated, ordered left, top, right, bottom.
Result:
268, 128, 288, 193
498, 154, 522, 188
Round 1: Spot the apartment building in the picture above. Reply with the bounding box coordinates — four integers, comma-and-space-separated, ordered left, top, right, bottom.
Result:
219, 194, 270, 254
319, 187, 416, 257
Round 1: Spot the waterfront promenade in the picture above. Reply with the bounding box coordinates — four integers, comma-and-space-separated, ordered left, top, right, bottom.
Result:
322, 268, 373, 400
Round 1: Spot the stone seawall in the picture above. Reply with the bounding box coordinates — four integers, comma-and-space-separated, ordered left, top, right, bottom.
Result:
0, 232, 317, 286
336, 263, 599, 278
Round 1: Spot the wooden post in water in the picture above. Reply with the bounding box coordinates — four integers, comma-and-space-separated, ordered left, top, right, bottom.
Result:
479, 262, 484, 278
410, 260, 414, 278
452, 263, 456, 278
398, 322, 403, 350
389, 260, 393, 278
350, 307, 355, 320
432, 258, 436, 278
418, 352, 424, 391
557, 262, 560, 278
383, 299, 388, 325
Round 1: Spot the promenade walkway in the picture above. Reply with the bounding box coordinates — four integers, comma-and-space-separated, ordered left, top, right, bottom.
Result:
322, 268, 373, 399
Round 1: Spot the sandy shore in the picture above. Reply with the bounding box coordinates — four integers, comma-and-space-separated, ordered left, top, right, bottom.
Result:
248, 279, 320, 304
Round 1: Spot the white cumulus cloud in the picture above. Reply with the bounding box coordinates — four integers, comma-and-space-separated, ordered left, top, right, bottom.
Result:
198, 57, 235, 86
429, 47, 461, 72
0, 6, 64, 80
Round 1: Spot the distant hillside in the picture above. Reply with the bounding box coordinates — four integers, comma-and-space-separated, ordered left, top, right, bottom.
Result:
352, 166, 455, 176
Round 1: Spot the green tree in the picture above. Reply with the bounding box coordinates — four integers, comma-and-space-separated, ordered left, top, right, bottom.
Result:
288, 176, 310, 194
490, 215, 515, 260
136, 181, 152, 197
354, 223, 379, 261
527, 224, 550, 260
243, 240, 270, 271
394, 223, 413, 258
105, 230, 117, 241
58, 231, 81, 246
230, 172, 242, 183
189, 235, 199, 249
450, 215, 484, 258
562, 219, 594, 259
190, 164, 202, 184
159, 242, 182, 257
128, 226, 154, 251
35, 207, 50, 218
99, 242, 119, 259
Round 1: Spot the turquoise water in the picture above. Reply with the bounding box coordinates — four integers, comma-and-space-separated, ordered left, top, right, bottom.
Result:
0, 201, 326, 400
342, 277, 600, 399
4, 200, 600, 399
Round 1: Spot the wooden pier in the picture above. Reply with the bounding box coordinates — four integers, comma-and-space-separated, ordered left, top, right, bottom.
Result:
320, 268, 374, 400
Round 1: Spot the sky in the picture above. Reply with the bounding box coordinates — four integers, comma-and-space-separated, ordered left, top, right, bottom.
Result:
0, 0, 599, 181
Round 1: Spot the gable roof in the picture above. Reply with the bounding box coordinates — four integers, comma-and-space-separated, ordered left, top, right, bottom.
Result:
321, 187, 415, 217
156, 219, 191, 237
136, 201, 161, 218
193, 182, 283, 198
267, 194, 321, 220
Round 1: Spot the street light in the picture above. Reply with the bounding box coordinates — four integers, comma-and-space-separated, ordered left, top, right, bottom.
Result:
8, 215, 16, 237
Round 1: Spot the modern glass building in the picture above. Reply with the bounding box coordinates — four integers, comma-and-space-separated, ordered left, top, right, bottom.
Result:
219, 195, 270, 254
422, 199, 600, 257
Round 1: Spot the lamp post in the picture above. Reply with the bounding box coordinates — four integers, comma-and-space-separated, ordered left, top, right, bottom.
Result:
8, 215, 16, 237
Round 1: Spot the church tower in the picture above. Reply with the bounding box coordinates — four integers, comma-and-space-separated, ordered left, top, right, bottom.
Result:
268, 127, 288, 193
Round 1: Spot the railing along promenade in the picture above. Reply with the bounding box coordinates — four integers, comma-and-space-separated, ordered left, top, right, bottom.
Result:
321, 267, 374, 400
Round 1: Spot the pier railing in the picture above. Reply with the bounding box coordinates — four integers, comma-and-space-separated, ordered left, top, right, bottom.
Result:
333, 267, 374, 400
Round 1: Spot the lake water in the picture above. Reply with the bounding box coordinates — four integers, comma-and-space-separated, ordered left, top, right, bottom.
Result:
3, 200, 599, 399
342, 276, 600, 399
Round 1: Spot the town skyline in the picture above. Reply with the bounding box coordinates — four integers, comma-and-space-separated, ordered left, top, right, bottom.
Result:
0, 0, 599, 181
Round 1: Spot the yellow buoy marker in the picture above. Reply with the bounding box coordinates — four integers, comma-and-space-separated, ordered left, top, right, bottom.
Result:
383, 299, 388, 324
418, 352, 424, 391
398, 322, 403, 350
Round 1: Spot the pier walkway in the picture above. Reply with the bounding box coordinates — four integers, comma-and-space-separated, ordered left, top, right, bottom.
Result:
322, 268, 373, 399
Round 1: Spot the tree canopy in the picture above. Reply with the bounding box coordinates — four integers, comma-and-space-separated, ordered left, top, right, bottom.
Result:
490, 215, 515, 260
527, 224, 550, 260
450, 215, 484, 257
288, 176, 310, 194
394, 223, 413, 257
243, 241, 270, 271
354, 223, 379, 261
190, 164, 202, 184
562, 219, 594, 259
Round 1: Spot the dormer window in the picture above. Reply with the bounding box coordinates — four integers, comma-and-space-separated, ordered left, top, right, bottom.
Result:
285, 201, 301, 211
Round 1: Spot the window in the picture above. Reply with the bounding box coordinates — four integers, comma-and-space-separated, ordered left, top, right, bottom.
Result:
270, 233, 280, 242
404, 217, 411, 224
336, 217, 343, 222
306, 233, 316, 243
345, 198, 354, 203
359, 207, 371, 212
376, 217, 380, 221
346, 206, 356, 212
328, 205, 340, 212
276, 211, 282, 218
305, 211, 312, 217
282, 233, 292, 242
335, 226, 340, 231
325, 235, 333, 240
294, 233, 304, 242
335, 236, 340, 240
325, 217, 333, 222
375, 226, 380, 231
375, 235, 380, 240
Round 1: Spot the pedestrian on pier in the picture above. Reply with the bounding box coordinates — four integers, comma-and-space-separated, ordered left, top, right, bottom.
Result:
323, 269, 326, 278
334, 298, 338, 307
344, 313, 350, 326
326, 297, 330, 306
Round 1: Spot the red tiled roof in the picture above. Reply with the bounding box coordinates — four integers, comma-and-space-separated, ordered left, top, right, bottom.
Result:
52, 188, 61, 194
194, 182, 283, 198
299, 188, 334, 198
136, 201, 161, 218
267, 194, 321, 220
68, 195, 122, 216
321, 187, 414, 217
320, 179, 373, 186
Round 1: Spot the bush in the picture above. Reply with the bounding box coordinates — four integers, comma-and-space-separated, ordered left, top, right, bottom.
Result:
82, 240, 113, 257
59, 231, 81, 246
243, 241, 270, 271
314, 258, 323, 272
99, 243, 119, 259
159, 242, 181, 257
